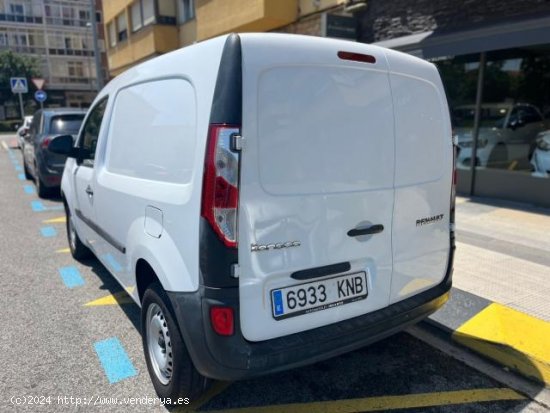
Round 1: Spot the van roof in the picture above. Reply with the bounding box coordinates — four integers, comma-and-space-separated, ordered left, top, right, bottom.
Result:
96, 33, 437, 107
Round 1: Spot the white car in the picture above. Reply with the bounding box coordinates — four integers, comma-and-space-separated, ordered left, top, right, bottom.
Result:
454, 103, 546, 170
50, 34, 455, 401
531, 130, 550, 177
17, 115, 33, 149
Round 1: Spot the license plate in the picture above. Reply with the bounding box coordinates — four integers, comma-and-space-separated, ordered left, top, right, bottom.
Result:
271, 271, 368, 320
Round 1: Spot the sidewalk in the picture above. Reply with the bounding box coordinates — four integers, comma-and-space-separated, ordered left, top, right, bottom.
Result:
428, 196, 550, 386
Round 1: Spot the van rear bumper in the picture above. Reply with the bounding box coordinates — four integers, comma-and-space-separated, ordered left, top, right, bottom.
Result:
167, 254, 453, 381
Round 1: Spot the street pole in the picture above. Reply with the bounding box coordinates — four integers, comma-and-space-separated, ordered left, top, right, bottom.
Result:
89, 0, 103, 91
18, 92, 24, 120
469, 52, 486, 196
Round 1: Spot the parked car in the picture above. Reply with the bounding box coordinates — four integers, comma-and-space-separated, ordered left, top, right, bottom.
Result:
16, 115, 33, 149
531, 130, 550, 177
22, 108, 86, 197
453, 103, 547, 170
51, 34, 455, 401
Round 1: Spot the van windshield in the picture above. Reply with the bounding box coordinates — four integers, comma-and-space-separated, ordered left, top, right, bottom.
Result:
50, 115, 85, 135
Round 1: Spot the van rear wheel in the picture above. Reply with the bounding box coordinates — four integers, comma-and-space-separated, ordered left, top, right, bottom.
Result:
141, 283, 212, 403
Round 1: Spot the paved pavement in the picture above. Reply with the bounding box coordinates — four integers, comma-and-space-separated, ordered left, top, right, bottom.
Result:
427, 196, 550, 387
0, 133, 548, 412
454, 196, 550, 321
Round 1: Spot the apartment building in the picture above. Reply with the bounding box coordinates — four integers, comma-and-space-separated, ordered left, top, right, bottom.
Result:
0, 0, 107, 119
103, 0, 361, 76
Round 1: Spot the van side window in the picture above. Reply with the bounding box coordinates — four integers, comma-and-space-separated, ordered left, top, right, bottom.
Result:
106, 78, 196, 183
78, 98, 108, 167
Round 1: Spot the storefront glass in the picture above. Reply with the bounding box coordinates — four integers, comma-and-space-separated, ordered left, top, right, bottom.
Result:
434, 46, 550, 206
481, 47, 550, 177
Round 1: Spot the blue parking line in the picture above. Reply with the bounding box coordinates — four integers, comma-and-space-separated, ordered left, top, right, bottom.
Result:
58, 266, 85, 288
94, 337, 137, 384
31, 201, 46, 211
30, 200, 63, 212
40, 226, 57, 237
15, 165, 22, 171
23, 185, 35, 194
17, 173, 25, 180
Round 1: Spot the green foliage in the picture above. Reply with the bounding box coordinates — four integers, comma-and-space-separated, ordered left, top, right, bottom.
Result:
0, 50, 42, 90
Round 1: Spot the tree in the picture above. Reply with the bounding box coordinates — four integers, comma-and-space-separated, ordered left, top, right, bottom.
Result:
0, 51, 42, 118
0, 50, 42, 88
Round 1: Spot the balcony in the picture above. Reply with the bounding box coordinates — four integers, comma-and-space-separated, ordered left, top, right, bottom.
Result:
196, 0, 297, 41
107, 25, 178, 75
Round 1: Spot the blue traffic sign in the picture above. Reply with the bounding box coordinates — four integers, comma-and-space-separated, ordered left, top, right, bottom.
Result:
10, 77, 28, 93
34, 90, 47, 103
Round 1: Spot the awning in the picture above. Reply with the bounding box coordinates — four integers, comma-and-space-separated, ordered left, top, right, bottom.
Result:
373, 15, 550, 58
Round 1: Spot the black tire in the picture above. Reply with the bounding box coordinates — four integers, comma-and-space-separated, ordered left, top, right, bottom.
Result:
35, 171, 50, 198
23, 160, 32, 180
141, 282, 211, 403
65, 203, 92, 260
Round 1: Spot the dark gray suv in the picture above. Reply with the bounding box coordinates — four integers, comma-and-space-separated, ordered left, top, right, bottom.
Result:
22, 108, 86, 197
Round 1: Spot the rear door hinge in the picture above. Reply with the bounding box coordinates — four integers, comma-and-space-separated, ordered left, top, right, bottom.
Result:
231, 134, 244, 151
230, 263, 240, 279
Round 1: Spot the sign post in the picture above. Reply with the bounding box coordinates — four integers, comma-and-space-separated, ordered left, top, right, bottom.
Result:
10, 77, 28, 120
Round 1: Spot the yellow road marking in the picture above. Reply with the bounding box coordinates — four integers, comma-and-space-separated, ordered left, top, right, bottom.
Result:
43, 216, 66, 224
454, 303, 550, 384
199, 388, 523, 413
1, 140, 8, 151
179, 381, 232, 412
84, 291, 134, 307
507, 160, 518, 170
56, 248, 70, 254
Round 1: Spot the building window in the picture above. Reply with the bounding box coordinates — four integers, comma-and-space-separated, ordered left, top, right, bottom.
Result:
107, 21, 116, 47
0, 32, 7, 47
8, 2, 25, 22
68, 61, 84, 78
436, 44, 550, 207
158, 0, 176, 24
131, 1, 142, 32
143, 0, 155, 26
117, 13, 128, 42
179, 0, 194, 23
62, 5, 74, 25
78, 9, 90, 26
45, 4, 62, 25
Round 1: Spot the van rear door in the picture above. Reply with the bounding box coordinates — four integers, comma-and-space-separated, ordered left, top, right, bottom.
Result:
238, 34, 396, 342
385, 51, 453, 304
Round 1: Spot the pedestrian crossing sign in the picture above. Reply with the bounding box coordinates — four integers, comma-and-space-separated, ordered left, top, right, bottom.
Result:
10, 77, 28, 94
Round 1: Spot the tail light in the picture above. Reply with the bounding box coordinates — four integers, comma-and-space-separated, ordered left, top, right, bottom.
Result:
201, 124, 241, 248
210, 306, 234, 336
41, 136, 52, 149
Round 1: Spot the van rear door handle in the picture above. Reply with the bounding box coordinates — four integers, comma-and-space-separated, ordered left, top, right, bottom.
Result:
347, 224, 384, 237
85, 185, 94, 197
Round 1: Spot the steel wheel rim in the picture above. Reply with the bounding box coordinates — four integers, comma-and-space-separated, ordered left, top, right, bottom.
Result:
146, 303, 173, 385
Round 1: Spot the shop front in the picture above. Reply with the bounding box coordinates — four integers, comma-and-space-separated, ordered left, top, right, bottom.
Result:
373, 14, 550, 207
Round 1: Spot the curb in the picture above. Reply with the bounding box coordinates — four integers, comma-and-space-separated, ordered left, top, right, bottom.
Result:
427, 288, 550, 386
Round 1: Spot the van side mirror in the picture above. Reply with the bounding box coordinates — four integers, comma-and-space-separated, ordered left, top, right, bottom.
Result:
48, 134, 78, 157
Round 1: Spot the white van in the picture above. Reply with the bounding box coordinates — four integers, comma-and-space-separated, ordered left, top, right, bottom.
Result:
50, 33, 455, 401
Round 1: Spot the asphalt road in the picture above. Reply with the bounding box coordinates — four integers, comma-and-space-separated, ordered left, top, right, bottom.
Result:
0, 133, 547, 413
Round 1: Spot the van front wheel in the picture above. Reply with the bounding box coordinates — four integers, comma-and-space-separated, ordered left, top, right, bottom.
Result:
65, 205, 92, 260
141, 283, 211, 403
